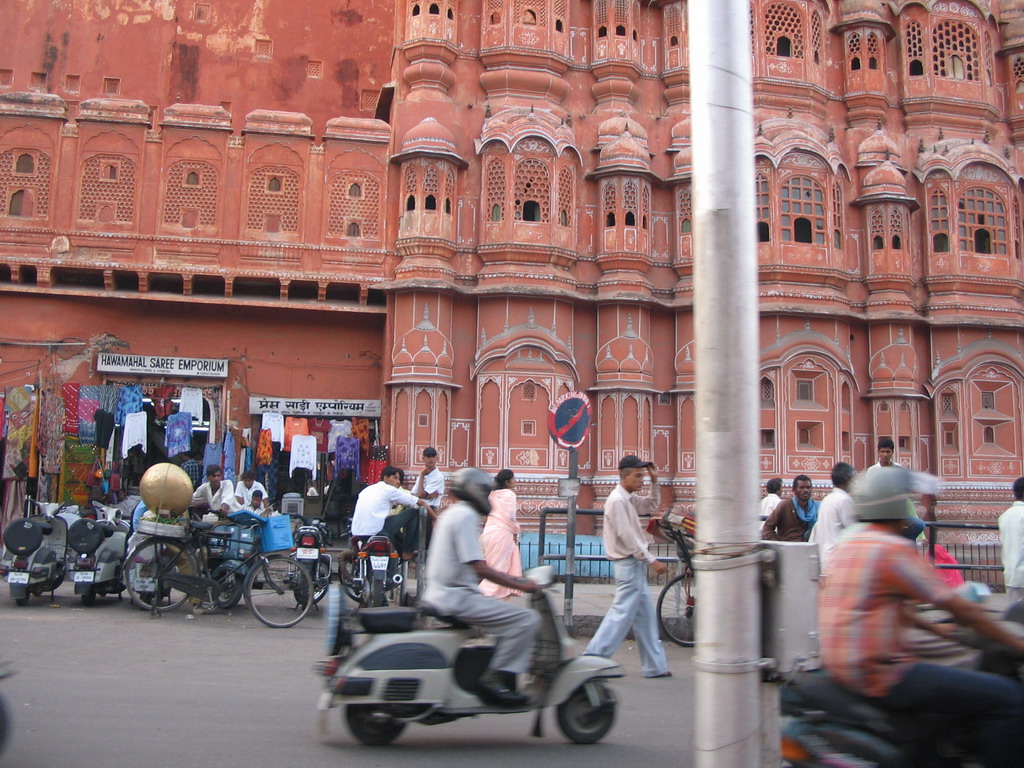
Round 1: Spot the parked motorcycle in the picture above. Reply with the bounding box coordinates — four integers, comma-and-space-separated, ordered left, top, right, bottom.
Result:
780, 603, 1024, 767
315, 566, 623, 745
0, 503, 72, 605
66, 514, 129, 606
294, 518, 333, 605
340, 534, 403, 608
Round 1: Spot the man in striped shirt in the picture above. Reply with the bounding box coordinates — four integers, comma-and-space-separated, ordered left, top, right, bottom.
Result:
820, 466, 1024, 768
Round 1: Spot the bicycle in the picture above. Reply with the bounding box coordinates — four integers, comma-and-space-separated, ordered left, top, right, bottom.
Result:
655, 516, 696, 647
122, 519, 314, 628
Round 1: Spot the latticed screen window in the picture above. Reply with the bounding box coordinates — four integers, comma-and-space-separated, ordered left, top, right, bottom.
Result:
889, 207, 905, 249
929, 189, 950, 252
522, 382, 536, 401
557, 166, 573, 227
866, 32, 880, 69
521, 420, 536, 436
869, 206, 885, 250
485, 158, 504, 221
513, 159, 550, 222
906, 20, 925, 76
942, 393, 956, 414
981, 391, 995, 410
958, 188, 1006, 255
810, 12, 822, 64
764, 2, 804, 58
796, 380, 813, 402
603, 180, 617, 226
847, 31, 861, 68
832, 181, 843, 248
677, 185, 692, 234
328, 173, 380, 237
163, 161, 217, 228
760, 377, 774, 406
932, 20, 978, 81
1014, 56, 1024, 93
780, 176, 825, 244
664, 3, 681, 46
623, 179, 638, 225
756, 170, 771, 241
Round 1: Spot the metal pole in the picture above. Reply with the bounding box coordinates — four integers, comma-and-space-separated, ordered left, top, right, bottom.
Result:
563, 448, 578, 636
689, 3, 763, 767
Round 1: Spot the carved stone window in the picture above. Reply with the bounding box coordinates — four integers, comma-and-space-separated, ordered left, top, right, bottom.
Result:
765, 2, 803, 59
780, 175, 825, 244
958, 187, 1006, 255
932, 20, 978, 82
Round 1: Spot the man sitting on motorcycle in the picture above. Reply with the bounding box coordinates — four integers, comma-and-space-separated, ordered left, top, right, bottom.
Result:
820, 466, 1024, 768
422, 468, 541, 708
350, 465, 432, 556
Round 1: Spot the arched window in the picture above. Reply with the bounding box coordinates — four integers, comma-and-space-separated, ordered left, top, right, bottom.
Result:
606, 212, 616, 226
185, 171, 199, 186
851, 57, 861, 71
444, 198, 451, 214
15, 154, 34, 174
765, 3, 803, 58
756, 169, 771, 242
523, 200, 541, 221
523, 9, 537, 25
615, 25, 626, 36
513, 158, 550, 222
347, 221, 361, 236
934, 233, 949, 252
412, 4, 421, 16
428, 3, 439, 14
598, 26, 608, 38
929, 189, 949, 252
872, 235, 884, 250
905, 20, 924, 77
406, 195, 416, 211
349, 183, 362, 197
556, 19, 563, 32
758, 221, 770, 242
909, 60, 925, 76
104, 163, 118, 180
892, 235, 902, 249
625, 211, 636, 226
777, 37, 792, 57
780, 176, 825, 245
932, 20, 978, 82
425, 194, 437, 210
447, 7, 453, 19
8, 189, 26, 216
490, 12, 500, 23
491, 204, 502, 221
267, 176, 281, 192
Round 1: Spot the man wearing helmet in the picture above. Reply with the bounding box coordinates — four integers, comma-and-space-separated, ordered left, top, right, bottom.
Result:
820, 466, 1024, 768
422, 468, 541, 707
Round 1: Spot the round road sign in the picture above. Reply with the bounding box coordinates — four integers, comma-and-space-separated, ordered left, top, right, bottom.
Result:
548, 391, 593, 449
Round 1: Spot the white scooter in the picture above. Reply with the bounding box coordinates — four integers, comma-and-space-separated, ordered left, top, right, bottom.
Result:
66, 502, 129, 606
0, 502, 73, 605
316, 567, 623, 745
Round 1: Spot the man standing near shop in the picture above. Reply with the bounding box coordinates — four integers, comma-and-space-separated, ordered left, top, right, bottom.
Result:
584, 455, 671, 678
762, 474, 818, 541
410, 446, 445, 547
190, 465, 240, 517
998, 477, 1024, 606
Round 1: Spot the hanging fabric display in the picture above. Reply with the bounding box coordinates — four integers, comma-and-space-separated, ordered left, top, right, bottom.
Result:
2, 386, 34, 479
256, 441, 280, 502
334, 436, 361, 479
256, 429, 273, 467
121, 411, 147, 458
151, 384, 176, 419
284, 416, 310, 448
77, 386, 100, 444
203, 441, 223, 472
62, 382, 81, 436
206, 397, 217, 443
308, 418, 332, 452
165, 411, 193, 456
351, 418, 371, 452
98, 385, 118, 414
115, 384, 144, 426
289, 434, 317, 480
260, 412, 284, 444
222, 430, 237, 483
40, 390, 65, 475
179, 387, 204, 421
93, 409, 115, 449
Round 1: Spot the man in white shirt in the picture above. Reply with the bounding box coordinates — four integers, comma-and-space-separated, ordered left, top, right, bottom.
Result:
350, 465, 431, 556
411, 446, 445, 546
191, 465, 240, 516
998, 477, 1024, 606
759, 478, 783, 521
584, 455, 671, 678
809, 462, 857, 574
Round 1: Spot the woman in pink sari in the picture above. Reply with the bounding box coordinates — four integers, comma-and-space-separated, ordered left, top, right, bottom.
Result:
480, 469, 523, 599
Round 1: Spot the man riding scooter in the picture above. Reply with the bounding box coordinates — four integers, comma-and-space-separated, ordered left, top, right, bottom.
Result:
421, 468, 541, 707
820, 466, 1024, 768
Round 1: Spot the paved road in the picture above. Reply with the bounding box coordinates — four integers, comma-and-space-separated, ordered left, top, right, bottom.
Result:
0, 588, 694, 768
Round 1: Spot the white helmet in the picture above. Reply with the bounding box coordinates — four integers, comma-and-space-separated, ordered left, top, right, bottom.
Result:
451, 467, 494, 515
852, 466, 914, 522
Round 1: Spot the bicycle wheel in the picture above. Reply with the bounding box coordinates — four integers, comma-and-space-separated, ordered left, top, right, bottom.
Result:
123, 537, 199, 612
243, 554, 314, 628
657, 570, 695, 647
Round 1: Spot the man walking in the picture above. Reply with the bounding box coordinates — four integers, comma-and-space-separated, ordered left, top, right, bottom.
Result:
762, 475, 817, 541
584, 455, 671, 678
808, 462, 856, 573
998, 477, 1024, 606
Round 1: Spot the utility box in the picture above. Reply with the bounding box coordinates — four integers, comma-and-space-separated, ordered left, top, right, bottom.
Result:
761, 541, 820, 675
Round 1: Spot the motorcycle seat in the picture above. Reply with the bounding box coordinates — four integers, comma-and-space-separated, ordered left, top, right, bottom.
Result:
358, 607, 418, 633
419, 604, 472, 630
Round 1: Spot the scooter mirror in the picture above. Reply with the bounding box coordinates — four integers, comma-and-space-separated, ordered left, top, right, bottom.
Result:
524, 565, 554, 587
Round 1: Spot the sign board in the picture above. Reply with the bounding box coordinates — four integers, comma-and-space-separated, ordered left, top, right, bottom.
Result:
249, 396, 382, 418
548, 391, 593, 450
557, 478, 581, 498
96, 353, 228, 379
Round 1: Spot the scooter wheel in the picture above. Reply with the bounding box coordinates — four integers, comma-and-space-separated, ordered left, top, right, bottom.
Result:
556, 683, 616, 744
80, 592, 97, 607
345, 705, 406, 746
13, 597, 28, 607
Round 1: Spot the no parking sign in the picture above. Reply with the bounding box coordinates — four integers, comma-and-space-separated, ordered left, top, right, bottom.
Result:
547, 391, 593, 449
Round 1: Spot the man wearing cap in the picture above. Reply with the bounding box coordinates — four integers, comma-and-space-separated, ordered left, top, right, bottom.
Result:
584, 455, 671, 678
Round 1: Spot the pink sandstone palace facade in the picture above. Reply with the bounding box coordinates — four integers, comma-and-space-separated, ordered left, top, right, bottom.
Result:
2, 0, 1024, 526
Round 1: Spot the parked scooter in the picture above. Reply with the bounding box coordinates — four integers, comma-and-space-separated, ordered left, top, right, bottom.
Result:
294, 518, 333, 605
316, 566, 623, 745
0, 502, 72, 605
780, 601, 1024, 767
66, 512, 129, 606
341, 534, 403, 608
